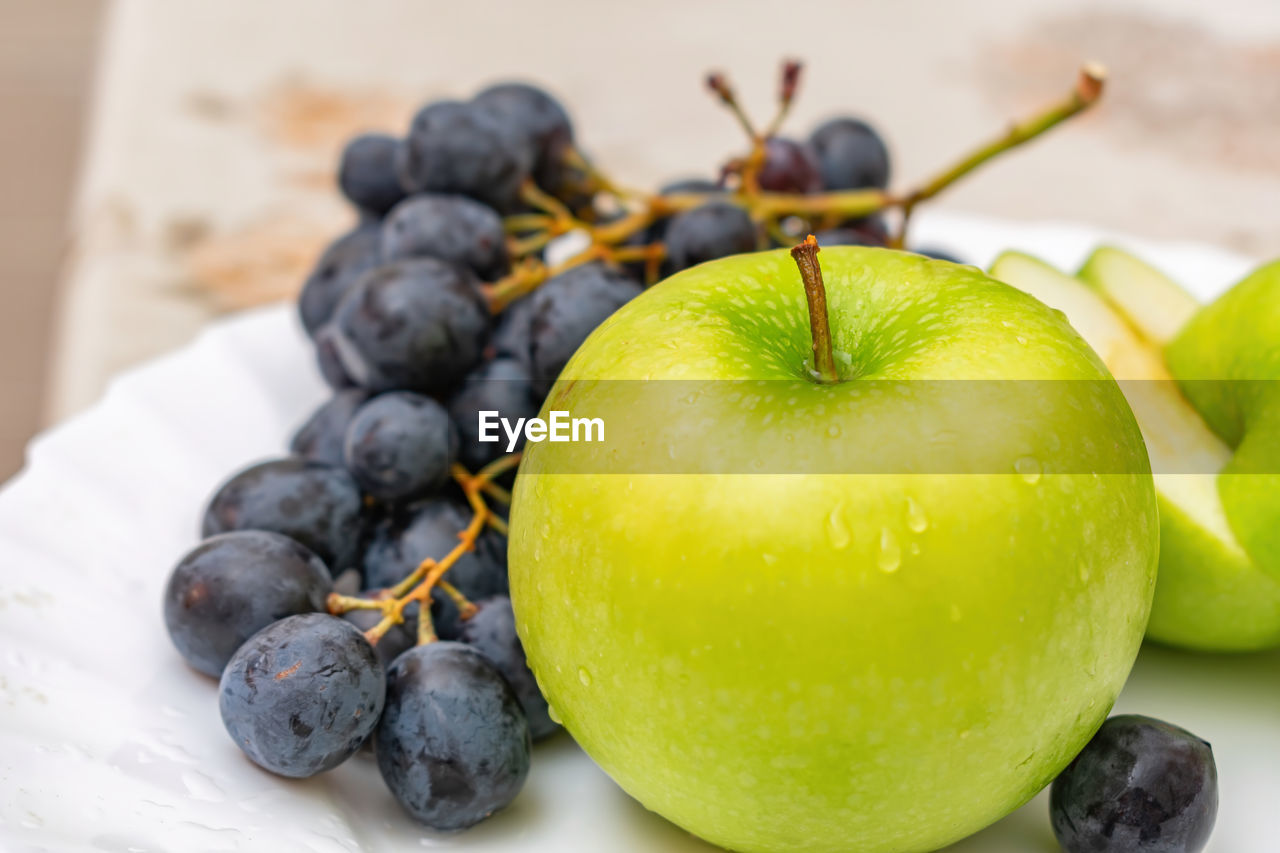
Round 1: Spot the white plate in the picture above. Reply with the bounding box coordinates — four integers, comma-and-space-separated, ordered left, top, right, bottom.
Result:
1, 211, 1276, 852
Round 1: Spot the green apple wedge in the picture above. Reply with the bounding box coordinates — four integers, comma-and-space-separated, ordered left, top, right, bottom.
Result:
1077, 246, 1199, 346
510, 247, 1156, 853
990, 250, 1280, 650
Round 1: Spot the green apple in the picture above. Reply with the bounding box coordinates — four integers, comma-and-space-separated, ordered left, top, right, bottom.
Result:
990, 250, 1280, 650
509, 248, 1157, 853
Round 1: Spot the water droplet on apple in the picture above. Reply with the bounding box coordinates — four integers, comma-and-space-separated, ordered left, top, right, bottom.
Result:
1016, 335, 1028, 345
908, 542, 921, 556
825, 504, 851, 550
1079, 564, 1091, 583
577, 667, 593, 687
826, 424, 842, 439
877, 527, 902, 573
875, 525, 906, 571
905, 497, 928, 533
547, 704, 563, 724
1014, 456, 1042, 484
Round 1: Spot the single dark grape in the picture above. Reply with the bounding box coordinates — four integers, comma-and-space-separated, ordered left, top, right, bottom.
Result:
381, 194, 509, 281
343, 391, 457, 503
314, 325, 356, 389
459, 596, 558, 740
328, 258, 490, 396
395, 100, 534, 212
1051, 714, 1218, 853
340, 595, 416, 669
219, 614, 384, 778
298, 225, 382, 337
375, 642, 531, 830
163, 531, 332, 677
913, 246, 966, 264
473, 82, 573, 192
808, 116, 891, 191
524, 263, 642, 396
338, 133, 407, 218
638, 178, 726, 250
362, 498, 507, 640
756, 137, 823, 194
202, 458, 364, 571
663, 201, 759, 274
448, 358, 541, 470
289, 389, 372, 467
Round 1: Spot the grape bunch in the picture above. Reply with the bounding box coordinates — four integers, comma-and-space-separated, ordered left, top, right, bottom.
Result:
161, 63, 1120, 835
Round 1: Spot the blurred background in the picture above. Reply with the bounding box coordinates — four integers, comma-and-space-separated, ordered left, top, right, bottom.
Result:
3, 0, 1280, 481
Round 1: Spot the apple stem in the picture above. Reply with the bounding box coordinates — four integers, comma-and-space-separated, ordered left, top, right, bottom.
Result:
790, 235, 840, 384
891, 62, 1108, 248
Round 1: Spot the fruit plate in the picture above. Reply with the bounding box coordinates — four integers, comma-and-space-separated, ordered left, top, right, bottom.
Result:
1, 210, 1276, 853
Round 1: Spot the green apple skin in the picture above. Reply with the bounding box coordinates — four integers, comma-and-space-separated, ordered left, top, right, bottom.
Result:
509, 249, 1157, 853
1146, 487, 1280, 648
1166, 260, 1280, 585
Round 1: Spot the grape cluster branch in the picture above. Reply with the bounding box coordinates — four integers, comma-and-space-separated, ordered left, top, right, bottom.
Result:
485, 61, 1107, 303
326, 452, 521, 645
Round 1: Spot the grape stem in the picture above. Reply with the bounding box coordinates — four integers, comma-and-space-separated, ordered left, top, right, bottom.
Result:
790, 235, 839, 384
326, 453, 522, 645
892, 62, 1108, 248
493, 62, 1106, 295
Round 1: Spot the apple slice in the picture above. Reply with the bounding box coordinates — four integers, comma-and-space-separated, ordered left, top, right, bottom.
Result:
1078, 246, 1199, 347
990, 251, 1280, 650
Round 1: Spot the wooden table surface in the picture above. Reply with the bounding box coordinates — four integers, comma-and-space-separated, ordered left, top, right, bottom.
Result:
46, 0, 1280, 419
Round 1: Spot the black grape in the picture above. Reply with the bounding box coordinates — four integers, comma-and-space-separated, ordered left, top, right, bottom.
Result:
808, 116, 891, 190
663, 201, 759, 273
756, 137, 822, 193
343, 391, 457, 503
1051, 715, 1217, 853
201, 458, 364, 571
460, 595, 558, 740
395, 100, 534, 212
375, 642, 530, 829
338, 133, 407, 217
219, 614, 384, 778
473, 82, 574, 193
381, 194, 509, 280
524, 263, 642, 397
328, 258, 490, 396
163, 531, 332, 677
